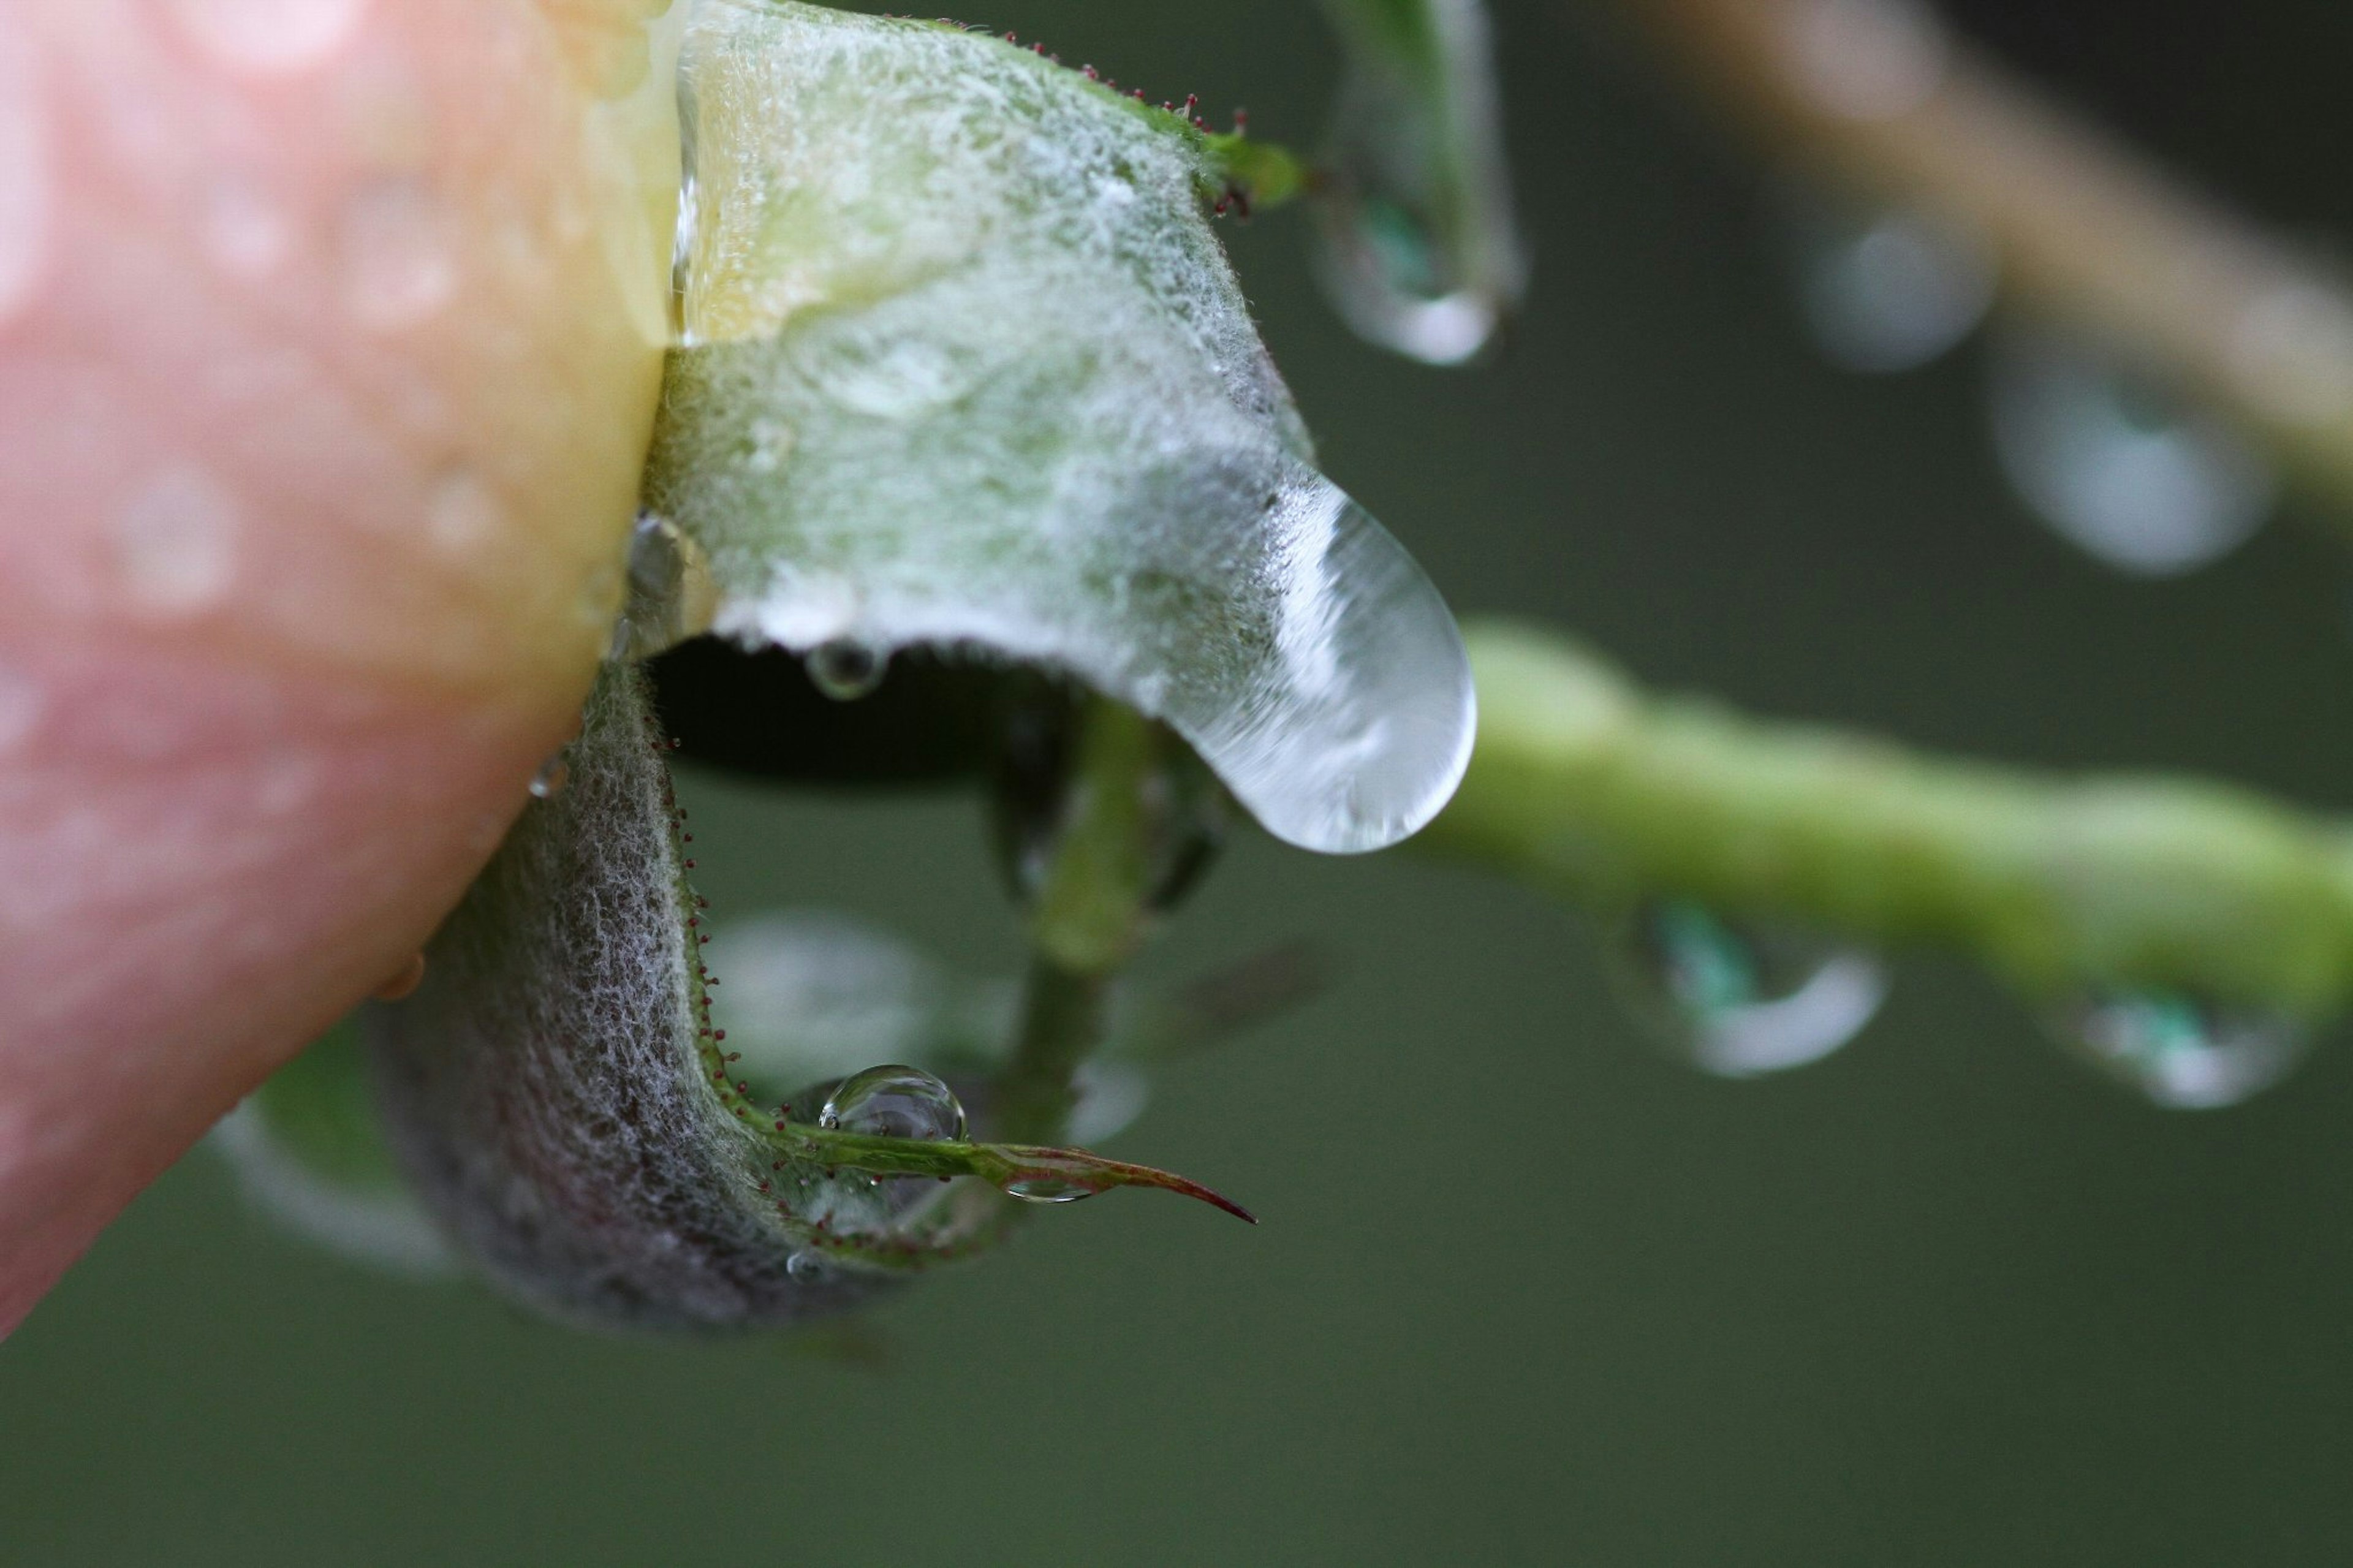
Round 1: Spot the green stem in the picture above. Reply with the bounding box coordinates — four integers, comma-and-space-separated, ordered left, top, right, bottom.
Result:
1420, 619, 2353, 1015
994, 955, 1113, 1145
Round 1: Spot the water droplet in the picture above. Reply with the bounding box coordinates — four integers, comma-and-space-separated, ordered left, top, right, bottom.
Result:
819, 1065, 967, 1143
0, 15, 51, 328
0, 662, 44, 757
669, 75, 702, 349
654, 7, 1474, 854
426, 469, 504, 553
607, 512, 718, 662
1779, 0, 1949, 123
167, 0, 369, 77
1002, 1177, 1093, 1205
371, 951, 426, 1002
339, 177, 455, 331
527, 756, 569, 800
2055, 991, 2311, 1110
1989, 332, 2276, 576
1614, 900, 1888, 1077
1779, 189, 1994, 373
805, 639, 887, 702
202, 178, 292, 279
785, 1249, 829, 1283
113, 464, 240, 614
1311, 3, 1523, 365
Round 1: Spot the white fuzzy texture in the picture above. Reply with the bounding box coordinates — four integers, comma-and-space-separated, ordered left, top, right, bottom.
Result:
366, 665, 886, 1330
650, 2, 1473, 853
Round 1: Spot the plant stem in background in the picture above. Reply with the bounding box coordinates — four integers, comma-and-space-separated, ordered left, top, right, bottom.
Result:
1602, 0, 2353, 525
1423, 620, 2353, 1015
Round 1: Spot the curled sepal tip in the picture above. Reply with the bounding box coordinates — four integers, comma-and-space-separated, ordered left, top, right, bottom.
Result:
788, 1123, 1256, 1225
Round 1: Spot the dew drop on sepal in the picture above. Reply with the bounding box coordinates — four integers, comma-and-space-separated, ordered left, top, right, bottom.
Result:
1988, 331, 2275, 576
2052, 990, 2311, 1109
805, 638, 887, 701
1612, 900, 1889, 1077
785, 1250, 828, 1284
608, 511, 718, 663
819, 1065, 967, 1143
1777, 186, 1993, 373
526, 756, 569, 800
1003, 1177, 1094, 1205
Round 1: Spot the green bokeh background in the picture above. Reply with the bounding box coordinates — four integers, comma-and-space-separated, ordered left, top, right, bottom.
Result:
13, 2, 2353, 1561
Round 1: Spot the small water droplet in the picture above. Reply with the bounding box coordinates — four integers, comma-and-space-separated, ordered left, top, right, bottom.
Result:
0, 661, 45, 757
371, 951, 426, 1002
818, 1064, 967, 1143
1990, 332, 2275, 576
339, 177, 455, 331
805, 639, 887, 702
1780, 189, 1994, 373
2055, 991, 2311, 1110
168, 0, 369, 77
0, 15, 48, 328
607, 512, 718, 661
426, 469, 504, 553
1311, 6, 1523, 366
113, 464, 240, 614
1779, 0, 1949, 123
1614, 900, 1888, 1077
1003, 1176, 1093, 1205
527, 756, 569, 800
785, 1249, 829, 1283
202, 178, 292, 279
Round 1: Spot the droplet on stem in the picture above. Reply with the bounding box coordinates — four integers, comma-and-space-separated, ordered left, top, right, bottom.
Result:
1988, 331, 2275, 576
1778, 186, 1994, 373
2053, 990, 2311, 1110
1613, 900, 1888, 1077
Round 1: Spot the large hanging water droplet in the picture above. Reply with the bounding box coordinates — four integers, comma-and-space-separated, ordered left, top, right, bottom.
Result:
654, 6, 1476, 854
819, 1064, 968, 1143
1002, 1176, 1093, 1205
1613, 900, 1889, 1077
805, 638, 887, 701
608, 511, 718, 662
1778, 188, 1993, 373
2053, 990, 2311, 1109
1989, 332, 2276, 576
1311, 0, 1524, 365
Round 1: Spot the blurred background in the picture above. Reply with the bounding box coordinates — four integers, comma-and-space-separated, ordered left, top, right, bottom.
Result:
12, 1, 2353, 1561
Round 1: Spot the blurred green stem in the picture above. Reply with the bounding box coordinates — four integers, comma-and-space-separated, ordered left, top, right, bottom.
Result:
994, 697, 1170, 1143
1422, 619, 2353, 1015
